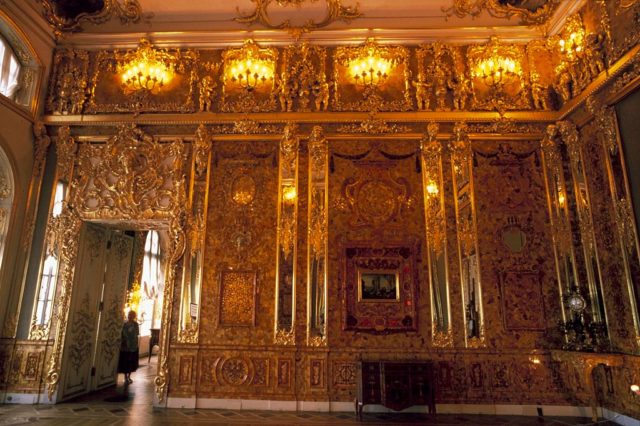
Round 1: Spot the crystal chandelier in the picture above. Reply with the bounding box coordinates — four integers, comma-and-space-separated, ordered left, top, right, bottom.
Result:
118, 39, 175, 94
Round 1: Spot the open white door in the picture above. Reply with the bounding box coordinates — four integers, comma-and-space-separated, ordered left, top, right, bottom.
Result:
58, 223, 108, 401
92, 232, 133, 390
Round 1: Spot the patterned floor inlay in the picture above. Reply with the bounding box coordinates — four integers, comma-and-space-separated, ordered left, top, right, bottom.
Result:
0, 358, 622, 425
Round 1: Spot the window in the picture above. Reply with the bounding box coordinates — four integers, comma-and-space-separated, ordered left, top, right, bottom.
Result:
139, 231, 163, 336
52, 181, 66, 217
0, 148, 14, 280
34, 255, 58, 326
0, 35, 21, 99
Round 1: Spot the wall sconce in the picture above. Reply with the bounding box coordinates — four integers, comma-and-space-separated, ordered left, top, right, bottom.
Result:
341, 38, 399, 90
426, 180, 439, 197
558, 16, 585, 63
118, 39, 175, 94
631, 384, 640, 396
559, 32, 584, 62
223, 39, 276, 92
467, 36, 526, 113
471, 37, 522, 91
282, 185, 297, 203
350, 55, 393, 88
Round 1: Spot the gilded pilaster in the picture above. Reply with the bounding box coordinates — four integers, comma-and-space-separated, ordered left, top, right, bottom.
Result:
449, 122, 484, 348
420, 122, 452, 347
587, 98, 640, 349
178, 124, 212, 344
557, 120, 608, 342
307, 126, 328, 346
275, 123, 300, 345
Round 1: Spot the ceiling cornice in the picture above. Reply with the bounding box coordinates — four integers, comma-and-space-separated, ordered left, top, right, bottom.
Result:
58, 25, 549, 50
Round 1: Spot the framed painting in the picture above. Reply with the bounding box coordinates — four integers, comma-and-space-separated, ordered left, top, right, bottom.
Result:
358, 270, 400, 302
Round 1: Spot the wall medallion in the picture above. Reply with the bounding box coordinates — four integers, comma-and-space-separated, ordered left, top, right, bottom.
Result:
220, 357, 249, 386
231, 175, 257, 206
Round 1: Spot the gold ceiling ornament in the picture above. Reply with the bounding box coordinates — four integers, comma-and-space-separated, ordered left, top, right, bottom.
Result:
117, 39, 176, 95
467, 36, 528, 113
235, 0, 362, 39
443, 0, 560, 25
39, 0, 142, 38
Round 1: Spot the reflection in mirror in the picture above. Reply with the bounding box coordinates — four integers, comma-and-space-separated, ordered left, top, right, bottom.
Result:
308, 126, 328, 345
420, 123, 452, 346
559, 120, 608, 345
502, 220, 526, 253
450, 122, 484, 347
541, 124, 577, 333
178, 125, 211, 343
275, 124, 299, 343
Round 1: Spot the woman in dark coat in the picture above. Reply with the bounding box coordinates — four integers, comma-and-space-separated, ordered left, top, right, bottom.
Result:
118, 310, 140, 385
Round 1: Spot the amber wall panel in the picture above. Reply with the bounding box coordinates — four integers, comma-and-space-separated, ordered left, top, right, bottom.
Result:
473, 140, 562, 349
199, 140, 279, 345
327, 139, 430, 349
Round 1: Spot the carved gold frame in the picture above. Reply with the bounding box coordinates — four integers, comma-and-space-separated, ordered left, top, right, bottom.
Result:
450, 122, 485, 348
85, 46, 199, 114
467, 37, 530, 112
443, 0, 560, 25
420, 122, 453, 348
234, 0, 362, 38
43, 125, 186, 404
274, 123, 300, 345
332, 39, 412, 112
38, 0, 142, 37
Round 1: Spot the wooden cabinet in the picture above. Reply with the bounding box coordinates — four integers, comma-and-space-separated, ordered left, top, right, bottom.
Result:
356, 361, 435, 419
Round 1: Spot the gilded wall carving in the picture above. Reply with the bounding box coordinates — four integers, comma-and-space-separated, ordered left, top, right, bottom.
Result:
17, 0, 640, 415
73, 124, 185, 221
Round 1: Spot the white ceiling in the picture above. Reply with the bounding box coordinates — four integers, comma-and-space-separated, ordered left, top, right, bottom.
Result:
59, 0, 585, 47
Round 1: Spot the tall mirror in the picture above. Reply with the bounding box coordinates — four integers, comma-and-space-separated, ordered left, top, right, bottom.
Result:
450, 122, 484, 347
275, 123, 300, 344
420, 123, 452, 346
178, 125, 211, 343
307, 126, 328, 345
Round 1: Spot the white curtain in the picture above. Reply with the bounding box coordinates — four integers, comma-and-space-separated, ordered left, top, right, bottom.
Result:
0, 37, 21, 98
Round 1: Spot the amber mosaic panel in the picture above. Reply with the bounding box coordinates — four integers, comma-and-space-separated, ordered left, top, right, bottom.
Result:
219, 271, 256, 327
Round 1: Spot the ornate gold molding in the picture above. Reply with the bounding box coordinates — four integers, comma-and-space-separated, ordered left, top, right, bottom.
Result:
234, 0, 362, 39
39, 0, 142, 38
443, 0, 560, 25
